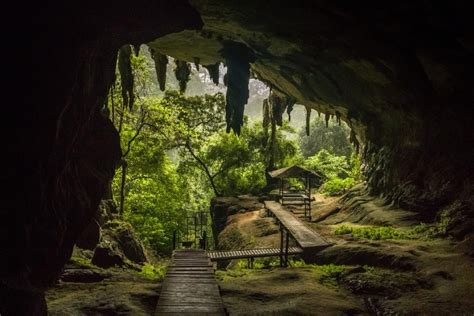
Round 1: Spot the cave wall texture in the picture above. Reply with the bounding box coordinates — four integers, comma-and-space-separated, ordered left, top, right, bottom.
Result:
3, 0, 473, 314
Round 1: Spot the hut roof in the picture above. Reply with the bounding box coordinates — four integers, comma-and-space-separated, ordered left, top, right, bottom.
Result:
268, 165, 323, 179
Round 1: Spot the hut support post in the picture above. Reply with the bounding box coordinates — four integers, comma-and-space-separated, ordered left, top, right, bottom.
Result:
280, 224, 284, 267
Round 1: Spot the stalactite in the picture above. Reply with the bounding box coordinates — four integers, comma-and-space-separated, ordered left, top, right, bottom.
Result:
223, 73, 228, 86
174, 60, 191, 93
350, 129, 360, 154
318, 111, 321, 118
193, 57, 200, 70
325, 113, 330, 128
221, 42, 255, 134
203, 63, 220, 85
132, 44, 141, 56
336, 111, 341, 126
287, 103, 294, 121
118, 45, 134, 111
262, 98, 271, 147
269, 92, 286, 127
149, 48, 168, 91
305, 105, 311, 136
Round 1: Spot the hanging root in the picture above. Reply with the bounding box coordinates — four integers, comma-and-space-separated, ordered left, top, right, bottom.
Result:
149, 47, 168, 91
220, 42, 255, 135
204, 63, 220, 85
174, 60, 191, 93
118, 45, 134, 110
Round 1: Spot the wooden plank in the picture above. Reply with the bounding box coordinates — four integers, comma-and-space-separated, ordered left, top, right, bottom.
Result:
155, 250, 225, 316
207, 247, 303, 260
264, 201, 330, 249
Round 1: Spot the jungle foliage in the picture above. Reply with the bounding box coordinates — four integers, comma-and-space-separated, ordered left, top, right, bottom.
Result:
108, 46, 361, 256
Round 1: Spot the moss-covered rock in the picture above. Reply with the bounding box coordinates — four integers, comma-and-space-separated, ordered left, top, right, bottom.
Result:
91, 220, 147, 269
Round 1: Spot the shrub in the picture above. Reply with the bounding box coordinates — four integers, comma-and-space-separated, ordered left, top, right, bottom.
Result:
321, 177, 355, 196
335, 223, 446, 240
139, 263, 167, 280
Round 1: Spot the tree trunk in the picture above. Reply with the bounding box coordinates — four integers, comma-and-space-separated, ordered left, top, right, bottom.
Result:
185, 141, 221, 196
119, 158, 127, 215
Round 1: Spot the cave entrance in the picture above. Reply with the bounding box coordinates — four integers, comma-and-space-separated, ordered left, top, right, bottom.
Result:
105, 44, 360, 260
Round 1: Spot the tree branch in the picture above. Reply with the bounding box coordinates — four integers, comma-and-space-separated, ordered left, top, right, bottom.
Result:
185, 139, 221, 196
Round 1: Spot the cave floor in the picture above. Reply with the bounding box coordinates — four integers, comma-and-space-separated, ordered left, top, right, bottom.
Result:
215, 193, 474, 315
46, 267, 160, 315
46, 193, 474, 315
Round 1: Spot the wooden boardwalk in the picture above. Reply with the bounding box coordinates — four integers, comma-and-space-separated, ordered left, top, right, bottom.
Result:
208, 247, 303, 261
155, 249, 226, 315
264, 201, 330, 251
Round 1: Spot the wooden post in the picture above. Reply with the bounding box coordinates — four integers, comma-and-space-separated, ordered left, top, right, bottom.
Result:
280, 178, 284, 203
280, 224, 284, 267
194, 214, 197, 247
308, 176, 312, 221
285, 230, 290, 267
173, 230, 177, 250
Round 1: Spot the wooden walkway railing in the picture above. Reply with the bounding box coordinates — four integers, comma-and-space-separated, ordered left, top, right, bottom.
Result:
155, 249, 226, 315
207, 247, 303, 260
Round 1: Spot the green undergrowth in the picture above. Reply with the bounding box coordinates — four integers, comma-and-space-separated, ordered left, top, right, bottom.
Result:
69, 256, 97, 269
216, 258, 373, 286
334, 222, 448, 240
138, 262, 168, 280
321, 177, 356, 196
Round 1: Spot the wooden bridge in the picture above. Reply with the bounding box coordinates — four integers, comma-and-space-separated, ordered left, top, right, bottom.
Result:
208, 247, 303, 268
264, 200, 330, 261
155, 203, 330, 314
155, 249, 227, 315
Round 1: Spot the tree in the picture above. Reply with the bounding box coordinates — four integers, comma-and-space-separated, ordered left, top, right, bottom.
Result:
299, 116, 352, 158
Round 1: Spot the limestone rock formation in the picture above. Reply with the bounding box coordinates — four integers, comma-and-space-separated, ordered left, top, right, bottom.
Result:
8, 0, 474, 314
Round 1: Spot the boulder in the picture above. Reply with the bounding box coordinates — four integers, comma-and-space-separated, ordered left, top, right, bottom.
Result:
75, 200, 119, 250
60, 269, 110, 283
91, 220, 147, 268
92, 246, 124, 268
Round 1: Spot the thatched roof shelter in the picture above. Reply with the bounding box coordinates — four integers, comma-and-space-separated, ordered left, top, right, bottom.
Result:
268, 165, 322, 179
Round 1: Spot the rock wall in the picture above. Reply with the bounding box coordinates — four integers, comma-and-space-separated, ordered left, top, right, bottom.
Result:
150, 1, 474, 216
3, 1, 202, 315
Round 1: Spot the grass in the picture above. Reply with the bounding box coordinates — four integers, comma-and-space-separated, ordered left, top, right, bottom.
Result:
334, 222, 447, 240
69, 256, 97, 269
139, 263, 167, 280
321, 177, 355, 196
217, 258, 378, 287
